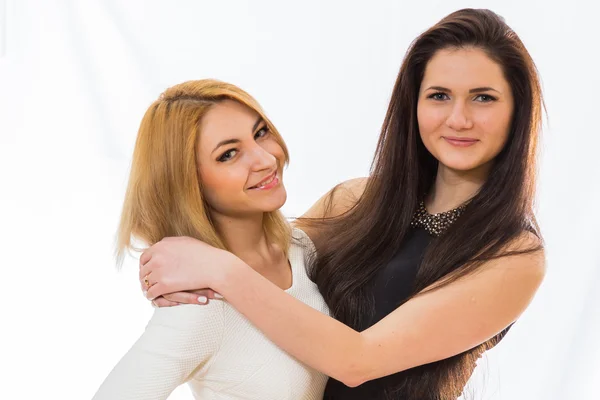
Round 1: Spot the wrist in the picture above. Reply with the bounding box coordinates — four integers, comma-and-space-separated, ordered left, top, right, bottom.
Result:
211, 253, 249, 294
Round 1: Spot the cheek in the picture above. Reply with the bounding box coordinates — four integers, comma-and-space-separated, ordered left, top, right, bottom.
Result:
417, 103, 445, 146
198, 164, 247, 207
476, 108, 512, 148
418, 103, 445, 132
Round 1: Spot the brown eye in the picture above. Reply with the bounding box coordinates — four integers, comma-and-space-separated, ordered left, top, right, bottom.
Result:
218, 149, 238, 162
474, 94, 497, 102
254, 127, 270, 140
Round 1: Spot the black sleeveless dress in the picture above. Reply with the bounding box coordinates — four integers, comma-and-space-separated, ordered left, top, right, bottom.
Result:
323, 226, 510, 399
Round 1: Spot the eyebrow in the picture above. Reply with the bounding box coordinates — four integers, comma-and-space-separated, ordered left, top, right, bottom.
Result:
425, 86, 501, 94
211, 116, 264, 154
251, 116, 263, 132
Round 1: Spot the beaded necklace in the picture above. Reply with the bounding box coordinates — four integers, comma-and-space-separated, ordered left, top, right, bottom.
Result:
410, 200, 467, 237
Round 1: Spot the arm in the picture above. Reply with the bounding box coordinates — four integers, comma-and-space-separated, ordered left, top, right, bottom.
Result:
146, 233, 544, 387
93, 303, 224, 399
146, 177, 368, 306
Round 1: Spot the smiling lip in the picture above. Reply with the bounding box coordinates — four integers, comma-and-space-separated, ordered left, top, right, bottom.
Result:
248, 171, 279, 190
443, 137, 479, 147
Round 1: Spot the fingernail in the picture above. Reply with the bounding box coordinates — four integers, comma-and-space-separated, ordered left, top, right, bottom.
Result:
143, 290, 148, 297
214, 293, 224, 299
197, 296, 208, 304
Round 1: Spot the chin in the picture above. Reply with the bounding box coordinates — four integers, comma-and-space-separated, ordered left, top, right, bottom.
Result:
252, 187, 287, 213
437, 154, 486, 172
265, 191, 287, 212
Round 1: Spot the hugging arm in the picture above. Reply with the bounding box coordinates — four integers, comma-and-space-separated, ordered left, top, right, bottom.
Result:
204, 234, 544, 386
144, 231, 544, 387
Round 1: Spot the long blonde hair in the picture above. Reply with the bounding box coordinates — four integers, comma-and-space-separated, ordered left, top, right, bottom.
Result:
116, 79, 291, 266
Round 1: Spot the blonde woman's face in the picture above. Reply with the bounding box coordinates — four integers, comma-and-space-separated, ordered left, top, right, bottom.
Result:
417, 48, 514, 173
197, 100, 287, 216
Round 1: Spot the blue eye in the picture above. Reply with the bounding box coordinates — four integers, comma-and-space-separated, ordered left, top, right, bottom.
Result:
474, 94, 497, 102
218, 149, 238, 162
428, 92, 450, 101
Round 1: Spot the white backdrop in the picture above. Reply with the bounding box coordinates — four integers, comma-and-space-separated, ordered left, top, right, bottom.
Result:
1, 1, 599, 399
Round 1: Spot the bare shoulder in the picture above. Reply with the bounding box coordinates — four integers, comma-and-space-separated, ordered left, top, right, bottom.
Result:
338, 177, 369, 199
292, 177, 368, 240
480, 230, 546, 290
300, 177, 369, 220
503, 230, 545, 269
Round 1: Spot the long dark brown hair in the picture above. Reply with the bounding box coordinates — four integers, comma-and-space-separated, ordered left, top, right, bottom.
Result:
304, 8, 544, 399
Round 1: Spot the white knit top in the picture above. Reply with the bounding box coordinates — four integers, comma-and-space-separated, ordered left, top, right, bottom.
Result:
93, 228, 329, 400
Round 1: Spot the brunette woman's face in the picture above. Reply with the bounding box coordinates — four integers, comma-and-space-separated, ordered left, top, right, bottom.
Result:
197, 100, 287, 217
417, 47, 514, 173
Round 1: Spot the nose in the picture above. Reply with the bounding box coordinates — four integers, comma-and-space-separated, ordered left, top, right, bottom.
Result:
249, 144, 277, 172
445, 102, 473, 131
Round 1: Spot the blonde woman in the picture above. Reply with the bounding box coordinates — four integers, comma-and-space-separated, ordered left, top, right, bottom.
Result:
93, 80, 329, 399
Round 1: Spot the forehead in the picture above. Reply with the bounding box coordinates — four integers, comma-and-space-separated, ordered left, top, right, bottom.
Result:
198, 100, 259, 150
421, 47, 509, 92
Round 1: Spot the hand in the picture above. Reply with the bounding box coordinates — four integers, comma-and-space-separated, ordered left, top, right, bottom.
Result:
139, 236, 239, 300
151, 289, 222, 307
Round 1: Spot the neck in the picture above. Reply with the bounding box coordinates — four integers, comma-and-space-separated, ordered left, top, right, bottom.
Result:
426, 162, 490, 214
210, 211, 272, 262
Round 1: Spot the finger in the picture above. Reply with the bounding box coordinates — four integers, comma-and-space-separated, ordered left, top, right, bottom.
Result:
140, 273, 151, 292
152, 297, 179, 307
164, 292, 209, 305
190, 289, 223, 300
140, 247, 154, 267
140, 270, 157, 293
146, 281, 166, 301
139, 258, 156, 282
